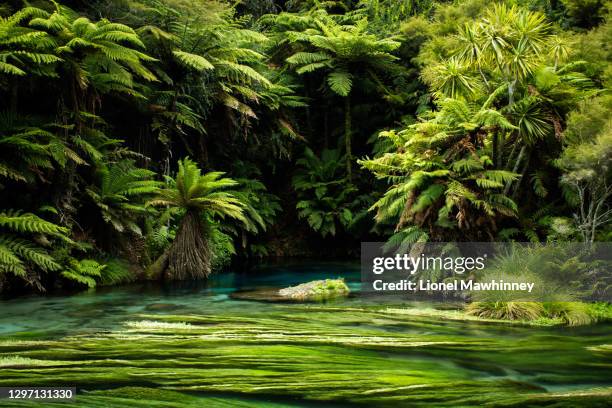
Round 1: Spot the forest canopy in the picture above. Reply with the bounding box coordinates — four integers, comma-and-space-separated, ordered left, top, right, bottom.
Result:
0, 0, 610, 293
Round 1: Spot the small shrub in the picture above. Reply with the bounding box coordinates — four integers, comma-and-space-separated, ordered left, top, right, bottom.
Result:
466, 301, 545, 321
99, 258, 134, 286
587, 302, 612, 322
544, 302, 594, 326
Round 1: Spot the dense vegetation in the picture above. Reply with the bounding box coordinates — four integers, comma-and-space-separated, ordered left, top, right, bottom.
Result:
0, 0, 610, 293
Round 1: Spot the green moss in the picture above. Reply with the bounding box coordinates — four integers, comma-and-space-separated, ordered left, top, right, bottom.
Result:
278, 278, 350, 301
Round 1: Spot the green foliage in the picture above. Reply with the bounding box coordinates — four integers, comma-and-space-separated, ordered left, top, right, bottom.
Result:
293, 148, 367, 237
361, 97, 519, 240
472, 244, 611, 301
86, 160, 161, 235
228, 178, 281, 256
207, 221, 237, 269
271, 8, 403, 176
150, 158, 246, 222
467, 300, 604, 326
61, 258, 105, 288
0, 112, 81, 184
544, 302, 593, 326
98, 257, 135, 286
466, 301, 546, 321
0, 210, 67, 287
148, 158, 247, 279
0, 0, 610, 292
0, 6, 59, 78
556, 95, 612, 242
362, 0, 601, 243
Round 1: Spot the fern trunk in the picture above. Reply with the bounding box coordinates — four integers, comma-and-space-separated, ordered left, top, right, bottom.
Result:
504, 145, 526, 195
492, 132, 498, 168
166, 210, 212, 280
345, 96, 352, 181
512, 149, 531, 199
147, 248, 169, 280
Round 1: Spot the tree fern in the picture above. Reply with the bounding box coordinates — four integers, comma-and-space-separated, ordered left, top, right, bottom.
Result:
0, 210, 68, 284
86, 160, 161, 235
148, 158, 246, 280
61, 259, 105, 288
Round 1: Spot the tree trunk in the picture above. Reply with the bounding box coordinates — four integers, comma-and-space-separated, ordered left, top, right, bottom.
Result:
512, 149, 531, 200
166, 210, 212, 280
492, 132, 498, 169
305, 77, 313, 139
345, 96, 352, 181
323, 102, 329, 149
10, 82, 18, 112
147, 248, 169, 280
504, 145, 526, 195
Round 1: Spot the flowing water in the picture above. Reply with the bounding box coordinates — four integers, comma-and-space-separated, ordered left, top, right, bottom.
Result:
0, 262, 611, 407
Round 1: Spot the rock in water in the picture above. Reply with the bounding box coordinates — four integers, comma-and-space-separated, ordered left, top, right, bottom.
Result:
278, 279, 350, 301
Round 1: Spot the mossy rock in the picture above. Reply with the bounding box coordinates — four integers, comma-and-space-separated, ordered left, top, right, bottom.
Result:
278, 278, 350, 301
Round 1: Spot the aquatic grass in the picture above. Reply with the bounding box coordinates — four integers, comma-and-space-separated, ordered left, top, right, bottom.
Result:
0, 303, 611, 407
587, 344, 612, 354
124, 320, 195, 330
0, 356, 78, 367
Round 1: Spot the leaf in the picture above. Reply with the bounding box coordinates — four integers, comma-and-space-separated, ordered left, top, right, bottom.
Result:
327, 70, 352, 96
172, 50, 214, 71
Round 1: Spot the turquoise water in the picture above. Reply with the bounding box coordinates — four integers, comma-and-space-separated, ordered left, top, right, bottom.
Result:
0, 261, 362, 337
0, 262, 611, 407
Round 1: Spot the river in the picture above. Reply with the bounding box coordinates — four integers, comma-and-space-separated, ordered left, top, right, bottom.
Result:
1, 262, 611, 407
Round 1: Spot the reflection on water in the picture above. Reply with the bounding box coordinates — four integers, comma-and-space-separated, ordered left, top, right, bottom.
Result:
0, 261, 361, 336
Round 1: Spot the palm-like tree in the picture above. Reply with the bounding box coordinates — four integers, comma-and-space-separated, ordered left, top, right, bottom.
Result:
283, 11, 401, 179
134, 0, 274, 146
29, 4, 157, 109
148, 158, 245, 280
426, 4, 583, 197
361, 97, 519, 241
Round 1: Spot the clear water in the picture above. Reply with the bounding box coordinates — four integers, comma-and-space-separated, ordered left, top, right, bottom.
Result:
0, 262, 611, 407
0, 261, 362, 337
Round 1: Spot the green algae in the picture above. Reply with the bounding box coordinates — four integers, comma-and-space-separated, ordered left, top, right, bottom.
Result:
0, 303, 611, 407
1, 260, 608, 407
